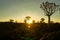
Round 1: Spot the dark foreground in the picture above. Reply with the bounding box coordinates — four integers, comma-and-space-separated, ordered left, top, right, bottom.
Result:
0, 22, 60, 40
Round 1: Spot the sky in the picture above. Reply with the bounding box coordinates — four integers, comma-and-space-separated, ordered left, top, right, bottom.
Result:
0, 0, 60, 23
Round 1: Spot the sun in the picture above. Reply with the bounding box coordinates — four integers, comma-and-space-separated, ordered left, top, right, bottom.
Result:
27, 19, 32, 28
25, 16, 33, 28
27, 19, 32, 24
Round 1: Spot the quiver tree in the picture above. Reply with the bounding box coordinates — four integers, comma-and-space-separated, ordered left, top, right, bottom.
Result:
9, 19, 14, 22
24, 19, 27, 23
40, 1, 59, 27
24, 16, 31, 23
26, 16, 31, 20
40, 18, 45, 23
32, 20, 35, 23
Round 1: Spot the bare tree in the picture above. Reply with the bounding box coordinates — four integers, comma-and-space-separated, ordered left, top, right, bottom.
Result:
40, 1, 59, 27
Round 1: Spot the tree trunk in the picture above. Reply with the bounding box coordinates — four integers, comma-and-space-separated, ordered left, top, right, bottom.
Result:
48, 16, 50, 28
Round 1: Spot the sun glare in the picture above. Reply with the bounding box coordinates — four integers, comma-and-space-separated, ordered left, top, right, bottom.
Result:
27, 19, 32, 24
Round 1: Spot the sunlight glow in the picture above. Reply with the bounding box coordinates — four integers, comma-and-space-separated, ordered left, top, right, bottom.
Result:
27, 19, 32, 28
27, 19, 32, 24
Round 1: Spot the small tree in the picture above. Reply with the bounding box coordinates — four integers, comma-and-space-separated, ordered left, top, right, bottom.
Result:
40, 18, 45, 23
26, 16, 31, 20
9, 19, 14, 22
24, 16, 31, 24
32, 20, 35, 23
24, 19, 27, 23
40, 1, 59, 27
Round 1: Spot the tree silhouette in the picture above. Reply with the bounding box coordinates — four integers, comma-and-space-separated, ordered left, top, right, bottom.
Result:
25, 16, 31, 23
40, 1, 59, 27
26, 16, 31, 20
24, 16, 31, 23
32, 20, 35, 23
9, 19, 14, 22
24, 19, 27, 23
40, 18, 45, 23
